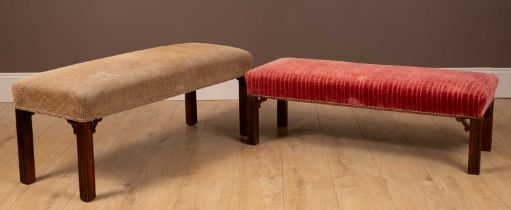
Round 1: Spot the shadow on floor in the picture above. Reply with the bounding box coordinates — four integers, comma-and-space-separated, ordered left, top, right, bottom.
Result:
32, 101, 486, 200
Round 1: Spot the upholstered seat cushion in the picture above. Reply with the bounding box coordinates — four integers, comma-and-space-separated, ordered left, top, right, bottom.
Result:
13, 43, 252, 122
246, 58, 498, 118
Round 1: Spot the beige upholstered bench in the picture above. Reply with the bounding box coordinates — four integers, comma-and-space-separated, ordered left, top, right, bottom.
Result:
12, 43, 252, 202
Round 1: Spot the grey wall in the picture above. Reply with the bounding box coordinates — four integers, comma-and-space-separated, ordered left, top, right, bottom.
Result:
1, 0, 510, 73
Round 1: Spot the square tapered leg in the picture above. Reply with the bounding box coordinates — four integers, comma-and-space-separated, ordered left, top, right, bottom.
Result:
68, 119, 101, 202
247, 96, 260, 145
185, 91, 198, 126
15, 109, 35, 184
277, 100, 288, 127
238, 77, 248, 136
482, 101, 494, 151
468, 118, 483, 175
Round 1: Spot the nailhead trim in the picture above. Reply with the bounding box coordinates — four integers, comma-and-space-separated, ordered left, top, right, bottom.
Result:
249, 94, 483, 119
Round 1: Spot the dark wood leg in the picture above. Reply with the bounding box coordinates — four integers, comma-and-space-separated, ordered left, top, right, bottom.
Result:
468, 118, 483, 175
15, 109, 35, 184
185, 91, 197, 126
277, 100, 288, 127
238, 77, 248, 136
247, 96, 260, 145
482, 101, 494, 151
68, 119, 101, 202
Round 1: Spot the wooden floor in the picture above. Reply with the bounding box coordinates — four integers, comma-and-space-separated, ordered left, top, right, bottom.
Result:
0, 100, 511, 210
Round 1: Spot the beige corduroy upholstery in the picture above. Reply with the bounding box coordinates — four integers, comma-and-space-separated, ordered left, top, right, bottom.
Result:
12, 43, 252, 122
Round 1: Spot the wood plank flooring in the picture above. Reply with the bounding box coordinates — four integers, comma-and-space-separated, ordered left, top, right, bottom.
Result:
0, 99, 510, 210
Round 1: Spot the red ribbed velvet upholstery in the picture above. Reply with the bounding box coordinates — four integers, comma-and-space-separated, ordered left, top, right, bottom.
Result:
246, 58, 499, 118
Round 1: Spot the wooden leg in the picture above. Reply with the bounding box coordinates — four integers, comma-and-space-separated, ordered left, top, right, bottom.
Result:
238, 77, 248, 136
247, 96, 260, 145
15, 109, 35, 184
468, 118, 483, 175
68, 119, 101, 202
185, 91, 197, 126
277, 100, 288, 127
482, 101, 494, 151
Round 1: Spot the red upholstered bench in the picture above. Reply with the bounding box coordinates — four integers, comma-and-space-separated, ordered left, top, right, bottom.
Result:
244, 58, 499, 175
